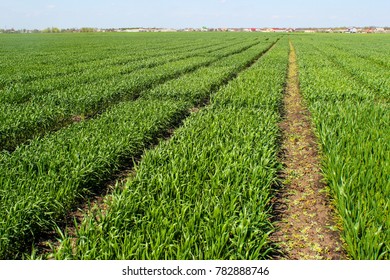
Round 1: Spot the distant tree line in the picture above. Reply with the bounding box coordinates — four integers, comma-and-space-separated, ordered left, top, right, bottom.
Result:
42, 27, 97, 33
42, 27, 61, 33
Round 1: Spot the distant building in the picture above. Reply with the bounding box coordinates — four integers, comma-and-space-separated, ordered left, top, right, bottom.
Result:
123, 29, 142, 32
160, 28, 177, 32
272, 28, 287, 32
375, 27, 385, 33
333, 28, 348, 33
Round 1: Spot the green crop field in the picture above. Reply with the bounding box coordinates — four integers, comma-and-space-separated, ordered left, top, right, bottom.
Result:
0, 32, 388, 260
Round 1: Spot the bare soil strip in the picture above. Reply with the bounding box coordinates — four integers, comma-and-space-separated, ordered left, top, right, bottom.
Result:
271, 41, 346, 260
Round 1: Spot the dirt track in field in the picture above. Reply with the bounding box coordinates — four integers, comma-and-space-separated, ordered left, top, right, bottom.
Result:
271, 41, 346, 260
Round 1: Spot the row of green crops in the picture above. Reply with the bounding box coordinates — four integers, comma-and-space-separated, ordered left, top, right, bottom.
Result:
293, 35, 389, 259
0, 36, 278, 259
0, 37, 271, 151
316, 34, 390, 68
0, 33, 245, 86
0, 36, 250, 104
302, 35, 389, 100
0, 39, 244, 104
51, 38, 289, 260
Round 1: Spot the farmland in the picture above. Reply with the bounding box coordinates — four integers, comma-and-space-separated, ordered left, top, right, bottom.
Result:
0, 32, 389, 260
294, 34, 389, 259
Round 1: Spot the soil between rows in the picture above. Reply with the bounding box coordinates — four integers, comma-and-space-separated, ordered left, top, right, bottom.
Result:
271, 41, 346, 260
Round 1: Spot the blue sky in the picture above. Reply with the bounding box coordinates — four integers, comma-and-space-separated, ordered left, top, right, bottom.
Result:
1, 0, 389, 29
